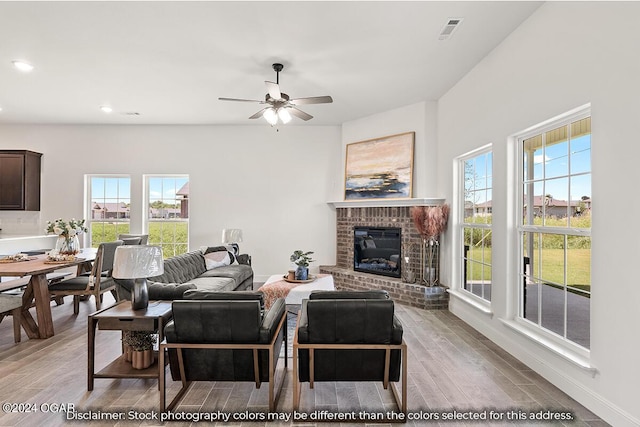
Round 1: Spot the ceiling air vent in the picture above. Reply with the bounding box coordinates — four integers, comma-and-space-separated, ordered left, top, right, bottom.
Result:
438, 18, 463, 40
121, 112, 140, 116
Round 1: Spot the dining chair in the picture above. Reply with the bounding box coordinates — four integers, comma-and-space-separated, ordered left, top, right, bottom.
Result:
49, 240, 123, 314
0, 292, 23, 342
117, 234, 149, 245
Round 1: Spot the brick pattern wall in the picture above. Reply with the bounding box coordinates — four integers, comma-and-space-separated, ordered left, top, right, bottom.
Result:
320, 266, 449, 310
325, 206, 449, 310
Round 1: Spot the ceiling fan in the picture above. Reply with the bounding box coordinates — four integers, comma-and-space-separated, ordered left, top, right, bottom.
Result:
219, 63, 333, 125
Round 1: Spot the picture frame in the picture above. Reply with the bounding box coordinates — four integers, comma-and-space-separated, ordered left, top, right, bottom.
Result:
344, 131, 415, 200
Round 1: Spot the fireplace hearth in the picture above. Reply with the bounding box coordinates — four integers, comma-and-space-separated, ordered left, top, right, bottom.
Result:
320, 204, 449, 310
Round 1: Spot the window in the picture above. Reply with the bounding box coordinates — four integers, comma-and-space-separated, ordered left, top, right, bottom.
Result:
144, 175, 189, 258
518, 108, 591, 350
461, 148, 493, 301
87, 175, 131, 247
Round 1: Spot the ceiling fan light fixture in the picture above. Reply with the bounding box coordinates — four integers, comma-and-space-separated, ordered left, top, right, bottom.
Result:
278, 107, 292, 124
263, 107, 278, 126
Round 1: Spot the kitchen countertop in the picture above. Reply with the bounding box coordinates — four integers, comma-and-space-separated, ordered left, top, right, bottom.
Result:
0, 234, 52, 240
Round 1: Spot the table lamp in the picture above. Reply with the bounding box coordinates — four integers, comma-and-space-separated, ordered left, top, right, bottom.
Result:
112, 245, 164, 310
221, 228, 243, 244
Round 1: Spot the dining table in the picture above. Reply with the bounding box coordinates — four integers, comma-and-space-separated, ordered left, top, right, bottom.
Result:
0, 247, 96, 339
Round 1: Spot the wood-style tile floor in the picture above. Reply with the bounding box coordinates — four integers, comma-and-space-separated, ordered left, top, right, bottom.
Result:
0, 293, 608, 426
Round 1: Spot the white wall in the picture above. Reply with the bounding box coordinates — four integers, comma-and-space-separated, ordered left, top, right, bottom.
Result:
437, 3, 640, 426
0, 125, 341, 281
341, 101, 440, 199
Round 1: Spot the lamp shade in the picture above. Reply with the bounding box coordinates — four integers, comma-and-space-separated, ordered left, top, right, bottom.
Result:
221, 228, 243, 244
112, 245, 164, 279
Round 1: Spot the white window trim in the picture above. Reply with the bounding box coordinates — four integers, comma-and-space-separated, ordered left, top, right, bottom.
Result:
142, 174, 190, 252
454, 143, 493, 307
84, 174, 131, 247
510, 104, 592, 362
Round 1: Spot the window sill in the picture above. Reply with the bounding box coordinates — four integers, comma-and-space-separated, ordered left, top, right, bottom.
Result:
499, 318, 597, 377
448, 289, 493, 317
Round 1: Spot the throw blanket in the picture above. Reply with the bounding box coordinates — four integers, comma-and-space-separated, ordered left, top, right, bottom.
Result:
261, 273, 329, 309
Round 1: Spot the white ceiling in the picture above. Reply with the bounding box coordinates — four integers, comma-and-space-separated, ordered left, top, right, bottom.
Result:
0, 1, 542, 126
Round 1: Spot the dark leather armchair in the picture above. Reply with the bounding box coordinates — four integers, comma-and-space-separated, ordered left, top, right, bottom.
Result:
293, 290, 407, 413
159, 291, 287, 411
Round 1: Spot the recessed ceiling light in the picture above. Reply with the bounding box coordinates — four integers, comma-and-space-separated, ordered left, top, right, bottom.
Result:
100, 105, 113, 113
12, 60, 34, 72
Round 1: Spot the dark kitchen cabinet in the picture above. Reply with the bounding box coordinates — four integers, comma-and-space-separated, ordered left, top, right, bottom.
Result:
0, 150, 42, 211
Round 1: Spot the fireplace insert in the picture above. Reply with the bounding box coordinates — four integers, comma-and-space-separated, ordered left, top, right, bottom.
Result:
354, 226, 401, 278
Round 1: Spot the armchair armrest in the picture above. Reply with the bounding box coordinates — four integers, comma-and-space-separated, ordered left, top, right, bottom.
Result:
297, 299, 310, 343
392, 315, 404, 344
259, 297, 285, 343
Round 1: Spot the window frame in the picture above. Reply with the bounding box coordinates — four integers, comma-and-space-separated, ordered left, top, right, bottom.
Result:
85, 174, 132, 247
515, 104, 591, 356
458, 144, 493, 305
143, 174, 190, 258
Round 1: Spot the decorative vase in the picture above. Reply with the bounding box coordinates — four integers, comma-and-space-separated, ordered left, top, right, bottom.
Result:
422, 237, 440, 287
131, 349, 154, 369
123, 345, 133, 362
295, 265, 309, 281
55, 235, 80, 255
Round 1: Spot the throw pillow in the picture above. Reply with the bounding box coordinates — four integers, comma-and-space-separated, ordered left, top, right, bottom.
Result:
203, 248, 232, 270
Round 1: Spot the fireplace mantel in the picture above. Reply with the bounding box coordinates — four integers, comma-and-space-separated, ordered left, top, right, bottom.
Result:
327, 198, 445, 209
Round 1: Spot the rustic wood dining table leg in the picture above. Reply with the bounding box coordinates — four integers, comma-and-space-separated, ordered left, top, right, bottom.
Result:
20, 280, 41, 339
31, 274, 55, 338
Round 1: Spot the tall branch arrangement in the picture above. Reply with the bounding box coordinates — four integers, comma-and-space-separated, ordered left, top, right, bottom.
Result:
410, 204, 450, 240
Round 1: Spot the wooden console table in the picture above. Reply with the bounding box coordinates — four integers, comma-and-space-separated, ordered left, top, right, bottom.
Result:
87, 300, 172, 391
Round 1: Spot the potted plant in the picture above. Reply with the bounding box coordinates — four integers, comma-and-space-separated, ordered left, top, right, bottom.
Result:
290, 250, 315, 280
122, 330, 157, 369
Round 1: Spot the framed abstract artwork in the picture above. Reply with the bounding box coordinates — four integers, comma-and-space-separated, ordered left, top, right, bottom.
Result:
344, 131, 415, 200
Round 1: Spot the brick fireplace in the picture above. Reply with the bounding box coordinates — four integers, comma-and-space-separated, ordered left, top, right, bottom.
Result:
320, 199, 449, 310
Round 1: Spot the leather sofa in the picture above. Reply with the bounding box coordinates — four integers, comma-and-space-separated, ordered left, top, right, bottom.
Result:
115, 248, 253, 301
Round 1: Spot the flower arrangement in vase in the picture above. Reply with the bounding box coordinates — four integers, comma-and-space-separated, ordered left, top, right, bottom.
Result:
45, 218, 87, 256
290, 250, 315, 280
410, 205, 450, 286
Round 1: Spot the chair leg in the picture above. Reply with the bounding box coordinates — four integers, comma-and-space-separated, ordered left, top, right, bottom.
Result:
293, 343, 299, 410
73, 296, 80, 315
11, 308, 21, 343
95, 293, 102, 311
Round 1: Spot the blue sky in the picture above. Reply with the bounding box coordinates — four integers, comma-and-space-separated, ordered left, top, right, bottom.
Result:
91, 176, 189, 203
466, 133, 591, 204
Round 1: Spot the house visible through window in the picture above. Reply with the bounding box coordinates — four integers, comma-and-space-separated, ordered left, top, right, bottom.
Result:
87, 175, 131, 247
518, 108, 591, 350
144, 175, 189, 258
461, 148, 493, 302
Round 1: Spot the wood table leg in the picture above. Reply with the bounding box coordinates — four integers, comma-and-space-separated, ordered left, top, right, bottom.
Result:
31, 274, 55, 338
20, 280, 40, 339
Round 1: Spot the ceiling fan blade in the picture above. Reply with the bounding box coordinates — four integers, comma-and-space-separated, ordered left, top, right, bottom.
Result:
289, 95, 333, 105
265, 81, 282, 100
289, 107, 313, 121
219, 97, 263, 103
248, 108, 269, 119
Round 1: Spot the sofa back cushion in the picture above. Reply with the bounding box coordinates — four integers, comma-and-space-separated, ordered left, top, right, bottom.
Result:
183, 290, 265, 314
148, 251, 206, 284
309, 290, 389, 300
